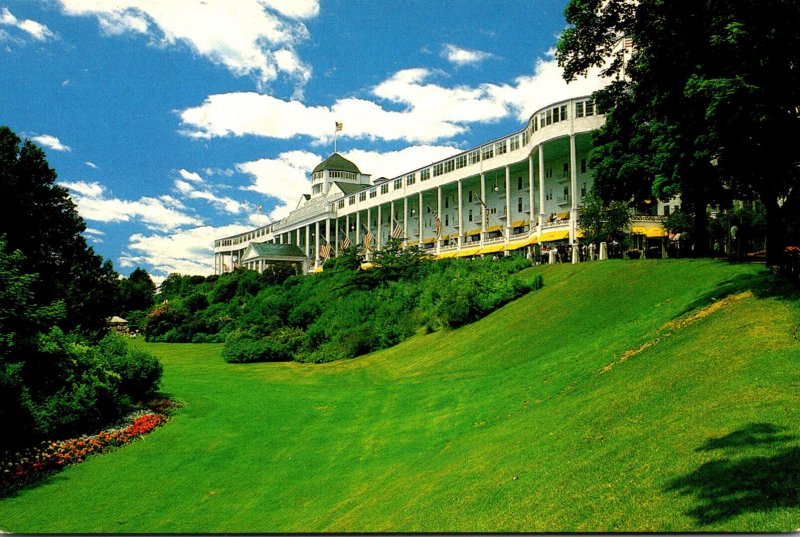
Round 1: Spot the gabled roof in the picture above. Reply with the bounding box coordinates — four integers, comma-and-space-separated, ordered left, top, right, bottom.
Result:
243, 242, 305, 260
333, 181, 366, 196
312, 152, 361, 174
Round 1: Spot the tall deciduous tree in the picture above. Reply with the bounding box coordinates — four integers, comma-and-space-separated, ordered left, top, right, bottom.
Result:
0, 126, 118, 335
557, 0, 800, 263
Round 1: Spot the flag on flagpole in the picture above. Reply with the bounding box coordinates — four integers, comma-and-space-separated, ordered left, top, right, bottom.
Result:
335, 121, 343, 132
223, 263, 229, 272
320, 241, 331, 260
434, 213, 442, 238
391, 222, 403, 239
341, 236, 352, 250
364, 230, 374, 250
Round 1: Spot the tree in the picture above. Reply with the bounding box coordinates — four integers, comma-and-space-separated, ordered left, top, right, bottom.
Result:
117, 267, 156, 314
557, 0, 800, 263
578, 191, 631, 245
0, 126, 118, 334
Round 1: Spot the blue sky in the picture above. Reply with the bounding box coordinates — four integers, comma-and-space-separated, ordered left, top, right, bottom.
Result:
1, 0, 605, 282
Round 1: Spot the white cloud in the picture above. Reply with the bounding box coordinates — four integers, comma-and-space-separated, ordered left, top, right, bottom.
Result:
58, 0, 316, 91
178, 168, 203, 183
0, 8, 56, 41
442, 44, 493, 66
84, 227, 105, 236
31, 134, 71, 152
61, 180, 203, 231
179, 68, 510, 143
491, 49, 609, 121
122, 224, 251, 279
236, 150, 320, 220
84, 161, 98, 169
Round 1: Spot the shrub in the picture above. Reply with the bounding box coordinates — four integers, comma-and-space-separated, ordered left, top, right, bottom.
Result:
221, 327, 304, 363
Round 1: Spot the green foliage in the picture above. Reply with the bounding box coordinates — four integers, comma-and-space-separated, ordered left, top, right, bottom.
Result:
578, 191, 632, 245
557, 0, 800, 263
138, 254, 540, 364
117, 267, 156, 314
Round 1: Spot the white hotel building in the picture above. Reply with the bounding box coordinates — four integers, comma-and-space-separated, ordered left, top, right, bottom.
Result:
214, 69, 671, 274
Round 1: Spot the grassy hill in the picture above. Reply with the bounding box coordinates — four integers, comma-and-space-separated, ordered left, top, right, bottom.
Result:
1, 259, 798, 532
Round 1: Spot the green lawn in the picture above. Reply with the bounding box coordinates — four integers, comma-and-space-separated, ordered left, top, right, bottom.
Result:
1, 259, 798, 532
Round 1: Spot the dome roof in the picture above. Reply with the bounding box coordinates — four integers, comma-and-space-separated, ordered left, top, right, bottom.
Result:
312, 152, 361, 174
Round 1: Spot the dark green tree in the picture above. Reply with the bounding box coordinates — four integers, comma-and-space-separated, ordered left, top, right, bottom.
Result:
557, 0, 800, 263
117, 267, 156, 314
0, 126, 118, 334
578, 191, 631, 245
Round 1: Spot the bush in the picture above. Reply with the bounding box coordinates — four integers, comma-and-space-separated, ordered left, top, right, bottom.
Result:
221, 327, 304, 363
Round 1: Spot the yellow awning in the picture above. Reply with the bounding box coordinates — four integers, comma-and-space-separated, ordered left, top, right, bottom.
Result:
507, 235, 539, 250
511, 220, 529, 228
647, 227, 667, 238
540, 229, 570, 242
466, 228, 482, 236
437, 250, 457, 259
313, 267, 324, 273
486, 224, 502, 232
576, 229, 585, 239
557, 211, 571, 220
631, 226, 647, 235
423, 237, 437, 244
479, 243, 505, 254
455, 247, 482, 258
359, 262, 375, 270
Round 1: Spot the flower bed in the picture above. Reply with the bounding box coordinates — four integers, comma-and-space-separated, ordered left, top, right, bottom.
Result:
1, 413, 167, 496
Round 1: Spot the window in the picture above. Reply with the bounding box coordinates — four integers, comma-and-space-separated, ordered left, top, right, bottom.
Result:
563, 186, 569, 197
522, 130, 530, 146
468, 190, 473, 203
369, 188, 377, 198
445, 197, 449, 209
433, 163, 444, 176
421, 168, 431, 181
482, 145, 494, 160
552, 106, 560, 123
445, 214, 449, 226
468, 209, 473, 222
546, 189, 552, 201
563, 162, 569, 178
585, 101, 595, 116
359, 191, 367, 201
517, 176, 523, 190
510, 135, 520, 151
560, 105, 567, 121
546, 167, 553, 179
663, 205, 671, 217
348, 195, 356, 206
456, 154, 467, 169
495, 140, 507, 155
581, 183, 587, 197
469, 150, 481, 165
545, 109, 552, 126
533, 116, 539, 132
381, 184, 389, 194
575, 101, 584, 118
394, 179, 403, 190
581, 158, 587, 174
518, 197, 523, 212
426, 205, 431, 214
312, 184, 322, 194
406, 173, 416, 186
444, 160, 455, 173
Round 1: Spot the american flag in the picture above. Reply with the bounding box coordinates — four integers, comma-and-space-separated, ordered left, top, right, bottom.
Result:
335, 121, 343, 132
223, 263, 229, 272
320, 242, 331, 260
341, 236, 352, 250
364, 230, 374, 250
434, 213, 442, 237
391, 222, 403, 239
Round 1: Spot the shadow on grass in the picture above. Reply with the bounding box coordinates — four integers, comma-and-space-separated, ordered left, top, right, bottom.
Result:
665, 423, 800, 525
678, 267, 800, 318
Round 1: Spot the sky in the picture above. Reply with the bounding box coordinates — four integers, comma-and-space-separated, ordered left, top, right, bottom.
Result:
1, 0, 606, 283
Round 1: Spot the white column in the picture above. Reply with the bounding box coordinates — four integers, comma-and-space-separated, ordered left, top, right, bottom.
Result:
457, 179, 463, 250
314, 220, 320, 268
418, 192, 424, 246
335, 218, 340, 256
436, 186, 442, 254
345, 214, 350, 249
538, 144, 546, 238
528, 154, 535, 233
296, 228, 301, 249
504, 165, 511, 248
480, 172, 486, 246
569, 134, 578, 245
390, 200, 395, 240
403, 196, 408, 248
355, 210, 361, 246
304, 225, 310, 259
377, 205, 382, 250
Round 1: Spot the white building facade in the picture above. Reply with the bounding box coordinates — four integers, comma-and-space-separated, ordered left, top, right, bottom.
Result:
214, 95, 672, 273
